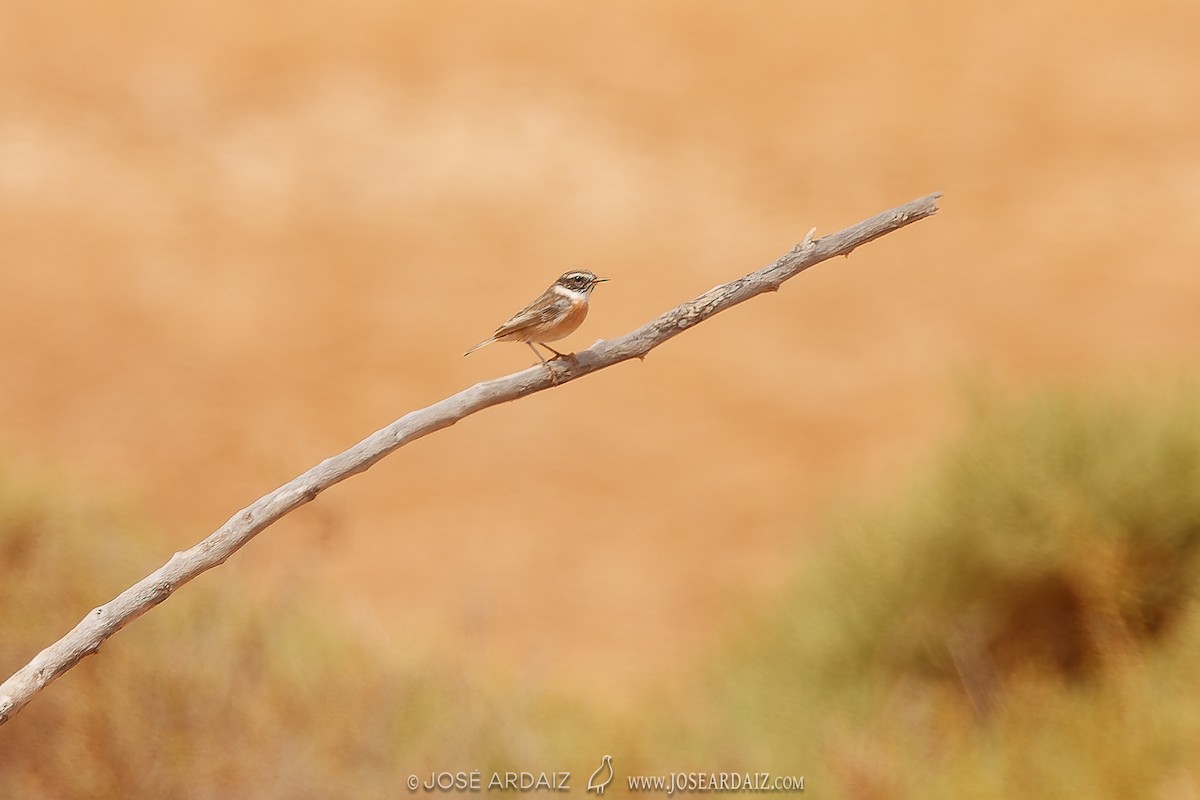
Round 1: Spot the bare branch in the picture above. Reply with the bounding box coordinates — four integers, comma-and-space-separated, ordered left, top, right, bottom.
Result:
0, 192, 941, 725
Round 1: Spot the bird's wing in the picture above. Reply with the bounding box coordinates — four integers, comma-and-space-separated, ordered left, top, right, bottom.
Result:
492, 294, 573, 338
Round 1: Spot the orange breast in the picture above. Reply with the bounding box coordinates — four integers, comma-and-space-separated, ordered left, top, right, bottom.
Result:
530, 299, 588, 343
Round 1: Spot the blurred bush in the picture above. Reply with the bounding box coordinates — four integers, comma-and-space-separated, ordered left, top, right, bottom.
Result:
692, 388, 1200, 797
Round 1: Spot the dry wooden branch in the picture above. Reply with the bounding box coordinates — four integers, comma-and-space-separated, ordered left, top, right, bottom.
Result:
0, 192, 941, 725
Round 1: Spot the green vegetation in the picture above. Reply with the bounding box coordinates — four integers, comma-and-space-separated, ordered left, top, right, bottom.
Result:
688, 388, 1200, 797
4, 387, 1200, 797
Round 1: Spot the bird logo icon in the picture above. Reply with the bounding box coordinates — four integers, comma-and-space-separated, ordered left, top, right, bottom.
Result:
587, 754, 614, 795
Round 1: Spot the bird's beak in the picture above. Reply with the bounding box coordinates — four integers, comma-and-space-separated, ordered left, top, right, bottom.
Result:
594, 276, 611, 283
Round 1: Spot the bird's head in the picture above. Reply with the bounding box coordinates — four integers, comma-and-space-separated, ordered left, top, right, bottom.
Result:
556, 270, 609, 295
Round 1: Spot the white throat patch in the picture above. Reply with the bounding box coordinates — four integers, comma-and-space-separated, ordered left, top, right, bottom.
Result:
552, 284, 587, 302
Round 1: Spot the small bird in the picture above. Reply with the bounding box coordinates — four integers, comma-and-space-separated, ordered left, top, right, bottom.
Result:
463, 269, 609, 367
587, 755, 614, 795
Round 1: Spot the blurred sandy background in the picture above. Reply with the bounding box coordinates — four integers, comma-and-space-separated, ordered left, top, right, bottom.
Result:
2, 0, 1198, 699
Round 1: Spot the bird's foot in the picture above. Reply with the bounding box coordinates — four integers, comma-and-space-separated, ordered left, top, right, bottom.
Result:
544, 346, 575, 362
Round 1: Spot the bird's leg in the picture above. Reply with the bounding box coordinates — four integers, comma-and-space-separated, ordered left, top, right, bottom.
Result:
540, 343, 575, 361
527, 342, 560, 384
526, 342, 550, 366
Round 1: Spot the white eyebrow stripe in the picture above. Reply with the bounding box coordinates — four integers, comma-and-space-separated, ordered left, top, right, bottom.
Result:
552, 284, 587, 302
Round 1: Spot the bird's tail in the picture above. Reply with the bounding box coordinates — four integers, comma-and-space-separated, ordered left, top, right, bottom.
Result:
463, 337, 496, 357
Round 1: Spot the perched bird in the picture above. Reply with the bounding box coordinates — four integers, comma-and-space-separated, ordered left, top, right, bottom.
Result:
587, 755, 614, 795
464, 270, 609, 367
